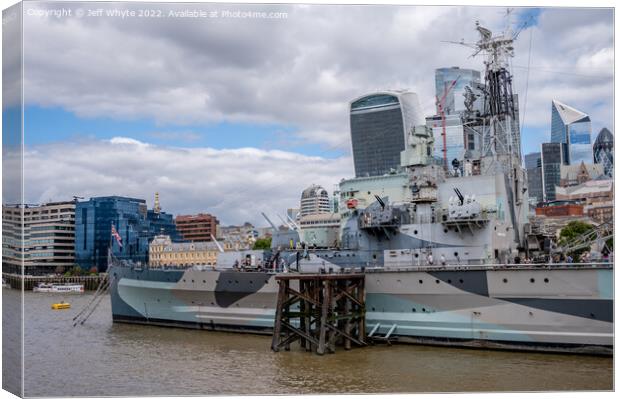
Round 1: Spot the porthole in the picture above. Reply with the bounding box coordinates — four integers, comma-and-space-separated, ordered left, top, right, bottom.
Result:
372, 307, 376, 311
422, 308, 426, 312
459, 279, 464, 284
191, 280, 194, 283
265, 280, 269, 284
228, 280, 232, 284
444, 229, 448, 234
235, 280, 239, 284
530, 278, 535, 283
250, 280, 253, 284
503, 278, 508, 283
414, 253, 419, 258
414, 230, 418, 235
412, 308, 416, 312
182, 279, 186, 283
544, 278, 549, 283
454, 252, 459, 257
448, 279, 452, 283
590, 313, 595, 318
203, 280, 206, 283
419, 279, 423, 284
435, 279, 440, 284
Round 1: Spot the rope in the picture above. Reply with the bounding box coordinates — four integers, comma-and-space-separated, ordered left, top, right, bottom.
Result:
73, 280, 110, 326
72, 275, 108, 321
519, 26, 533, 145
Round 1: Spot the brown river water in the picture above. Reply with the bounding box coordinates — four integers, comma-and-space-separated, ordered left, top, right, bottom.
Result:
2, 288, 613, 396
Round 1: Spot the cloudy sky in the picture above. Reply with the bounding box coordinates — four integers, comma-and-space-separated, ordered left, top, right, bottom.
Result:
6, 1, 614, 225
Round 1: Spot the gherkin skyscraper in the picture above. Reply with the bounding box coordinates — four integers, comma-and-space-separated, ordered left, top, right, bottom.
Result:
594, 128, 613, 177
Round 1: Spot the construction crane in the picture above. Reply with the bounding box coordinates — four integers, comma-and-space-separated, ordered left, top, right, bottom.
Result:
435, 75, 460, 170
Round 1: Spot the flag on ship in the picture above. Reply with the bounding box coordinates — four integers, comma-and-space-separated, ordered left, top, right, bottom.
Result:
111, 225, 123, 248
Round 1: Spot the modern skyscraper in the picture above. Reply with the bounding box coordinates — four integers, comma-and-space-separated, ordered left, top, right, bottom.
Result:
300, 184, 331, 217
426, 114, 466, 168
431, 67, 484, 166
435, 67, 482, 115
75, 196, 179, 271
550, 100, 593, 165
524, 152, 541, 169
349, 90, 424, 177
593, 127, 613, 177
524, 152, 543, 204
541, 142, 568, 202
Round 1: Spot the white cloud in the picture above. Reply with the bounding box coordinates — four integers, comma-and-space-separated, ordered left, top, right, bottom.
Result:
22, 4, 613, 154
24, 138, 353, 225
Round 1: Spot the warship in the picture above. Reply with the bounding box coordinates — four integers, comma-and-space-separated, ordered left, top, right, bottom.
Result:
108, 21, 613, 354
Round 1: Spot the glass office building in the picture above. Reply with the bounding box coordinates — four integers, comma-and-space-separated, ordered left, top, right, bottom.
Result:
349, 90, 424, 177
541, 142, 567, 202
435, 67, 481, 115
426, 114, 466, 169
524, 152, 543, 204
550, 100, 593, 165
593, 127, 613, 177
75, 196, 179, 271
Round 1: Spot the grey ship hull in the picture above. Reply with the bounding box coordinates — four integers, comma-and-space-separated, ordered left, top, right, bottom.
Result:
109, 264, 613, 354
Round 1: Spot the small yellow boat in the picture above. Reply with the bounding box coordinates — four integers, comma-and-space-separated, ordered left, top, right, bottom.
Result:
51, 302, 71, 310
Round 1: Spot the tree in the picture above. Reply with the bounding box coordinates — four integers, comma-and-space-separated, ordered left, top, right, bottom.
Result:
66, 265, 84, 276
253, 237, 272, 250
558, 221, 595, 259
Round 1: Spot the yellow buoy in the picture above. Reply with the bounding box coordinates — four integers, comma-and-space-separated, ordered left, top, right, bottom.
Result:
51, 302, 71, 310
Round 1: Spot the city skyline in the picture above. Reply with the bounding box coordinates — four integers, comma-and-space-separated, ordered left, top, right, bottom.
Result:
5, 3, 613, 225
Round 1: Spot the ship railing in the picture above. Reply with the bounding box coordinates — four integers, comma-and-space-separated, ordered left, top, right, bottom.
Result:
364, 261, 612, 273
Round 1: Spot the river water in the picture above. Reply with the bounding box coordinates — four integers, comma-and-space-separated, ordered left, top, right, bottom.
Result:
2, 288, 613, 396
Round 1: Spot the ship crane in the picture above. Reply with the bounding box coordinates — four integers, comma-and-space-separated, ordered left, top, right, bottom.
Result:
435, 75, 461, 171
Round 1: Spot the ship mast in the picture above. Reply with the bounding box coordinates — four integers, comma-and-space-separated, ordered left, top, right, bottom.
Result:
447, 10, 524, 164
449, 10, 528, 249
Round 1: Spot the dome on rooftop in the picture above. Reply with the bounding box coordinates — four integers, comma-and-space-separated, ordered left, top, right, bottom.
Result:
301, 184, 328, 200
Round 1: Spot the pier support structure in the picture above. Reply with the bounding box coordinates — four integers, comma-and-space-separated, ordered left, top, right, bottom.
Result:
271, 273, 366, 355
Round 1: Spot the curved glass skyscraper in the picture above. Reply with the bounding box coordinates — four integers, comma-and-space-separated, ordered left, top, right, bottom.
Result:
550, 100, 593, 165
349, 90, 424, 177
593, 127, 613, 177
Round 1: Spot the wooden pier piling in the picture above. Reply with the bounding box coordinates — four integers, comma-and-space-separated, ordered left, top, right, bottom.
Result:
271, 273, 366, 355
